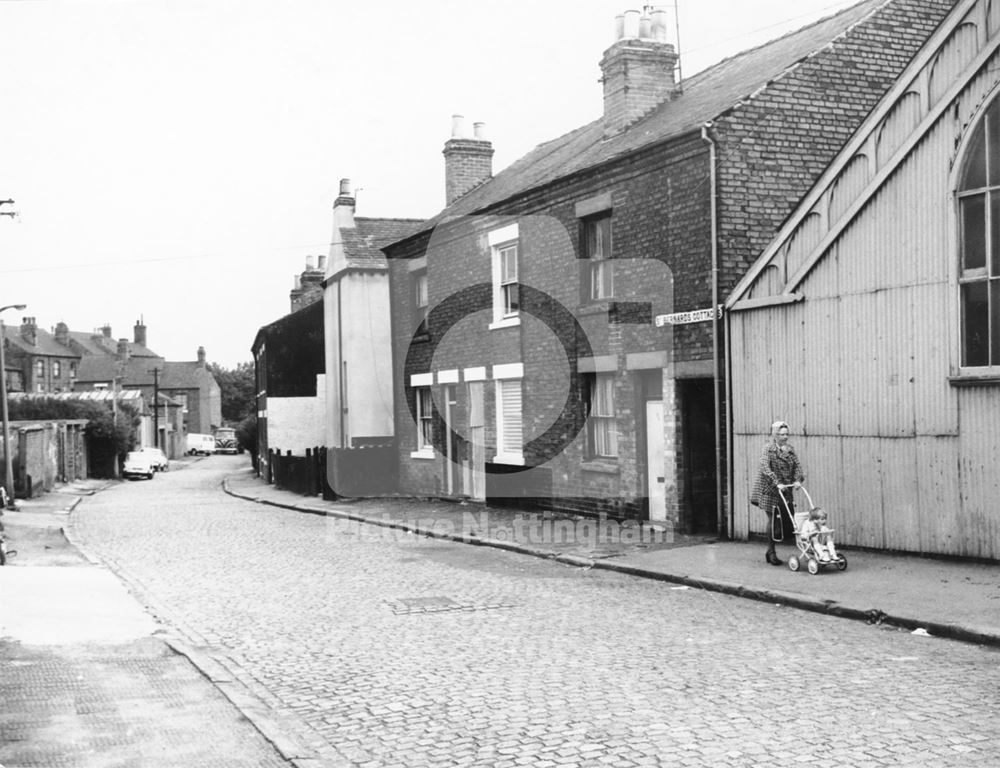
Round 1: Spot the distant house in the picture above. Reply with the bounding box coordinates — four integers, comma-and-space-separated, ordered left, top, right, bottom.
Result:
252, 299, 325, 482
70, 321, 221, 454
322, 179, 422, 461
252, 188, 418, 488
3, 317, 80, 393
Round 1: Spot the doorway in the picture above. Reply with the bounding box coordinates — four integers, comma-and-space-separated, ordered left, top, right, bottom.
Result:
462, 381, 486, 501
679, 378, 717, 534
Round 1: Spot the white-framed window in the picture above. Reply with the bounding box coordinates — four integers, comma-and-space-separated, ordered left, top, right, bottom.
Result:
413, 270, 429, 335
412, 385, 435, 458
488, 223, 520, 330
35, 359, 45, 379
958, 96, 1000, 369
53, 361, 61, 378
499, 244, 519, 317
495, 379, 524, 464
583, 213, 613, 300
585, 372, 618, 458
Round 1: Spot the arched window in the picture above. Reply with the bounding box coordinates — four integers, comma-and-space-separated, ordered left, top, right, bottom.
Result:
958, 97, 1000, 367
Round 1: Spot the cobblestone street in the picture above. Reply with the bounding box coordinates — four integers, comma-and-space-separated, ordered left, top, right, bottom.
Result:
72, 456, 1000, 767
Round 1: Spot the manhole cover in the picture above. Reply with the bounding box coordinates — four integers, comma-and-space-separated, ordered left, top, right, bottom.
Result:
386, 596, 517, 615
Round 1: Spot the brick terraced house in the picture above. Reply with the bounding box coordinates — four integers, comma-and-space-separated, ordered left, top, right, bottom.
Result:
383, 0, 956, 533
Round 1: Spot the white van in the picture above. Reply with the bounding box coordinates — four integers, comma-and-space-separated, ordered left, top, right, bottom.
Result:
186, 433, 217, 456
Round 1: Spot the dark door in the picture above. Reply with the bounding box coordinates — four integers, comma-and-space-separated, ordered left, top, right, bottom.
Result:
680, 378, 717, 534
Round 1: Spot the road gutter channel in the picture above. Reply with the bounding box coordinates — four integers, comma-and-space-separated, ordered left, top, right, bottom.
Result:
222, 478, 1000, 649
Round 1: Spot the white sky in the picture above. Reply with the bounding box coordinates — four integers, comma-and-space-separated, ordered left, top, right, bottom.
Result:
0, 0, 863, 367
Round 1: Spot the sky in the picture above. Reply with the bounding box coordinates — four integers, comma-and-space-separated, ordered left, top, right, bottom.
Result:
0, 0, 865, 368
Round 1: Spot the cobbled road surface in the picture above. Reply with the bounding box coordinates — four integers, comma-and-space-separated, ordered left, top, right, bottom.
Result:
71, 456, 1000, 768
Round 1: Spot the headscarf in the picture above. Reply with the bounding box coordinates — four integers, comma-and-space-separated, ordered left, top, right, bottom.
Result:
769, 420, 789, 443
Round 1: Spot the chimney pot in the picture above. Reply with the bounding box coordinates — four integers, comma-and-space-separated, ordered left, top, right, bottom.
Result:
473, 121, 487, 140
450, 114, 466, 138
613, 14, 625, 40
651, 8, 669, 42
623, 9, 640, 38
339, 178, 351, 196
318, 254, 327, 271
639, 11, 651, 39
306, 254, 315, 271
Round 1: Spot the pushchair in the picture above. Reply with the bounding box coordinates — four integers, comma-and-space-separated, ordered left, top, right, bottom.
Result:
774, 484, 847, 575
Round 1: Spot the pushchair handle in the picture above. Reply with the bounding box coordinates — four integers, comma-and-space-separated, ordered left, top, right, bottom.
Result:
776, 483, 816, 510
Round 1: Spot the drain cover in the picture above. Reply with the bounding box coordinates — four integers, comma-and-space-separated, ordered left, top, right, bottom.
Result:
386, 596, 516, 615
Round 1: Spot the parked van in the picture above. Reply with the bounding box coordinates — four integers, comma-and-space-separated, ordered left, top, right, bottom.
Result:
186, 433, 217, 456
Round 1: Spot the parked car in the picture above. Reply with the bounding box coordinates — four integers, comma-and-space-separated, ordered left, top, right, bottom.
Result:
139, 447, 169, 471
123, 450, 156, 480
186, 433, 217, 456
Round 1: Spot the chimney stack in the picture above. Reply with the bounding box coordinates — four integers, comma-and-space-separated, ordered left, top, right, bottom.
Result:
443, 114, 494, 206
20, 317, 37, 347
600, 7, 679, 138
197, 346, 206, 366
117, 338, 130, 362
54, 321, 69, 347
333, 178, 356, 230
101, 324, 112, 339
134, 317, 147, 347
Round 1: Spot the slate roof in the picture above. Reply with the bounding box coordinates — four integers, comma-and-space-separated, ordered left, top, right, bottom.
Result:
394, 0, 892, 241
341, 217, 425, 267
3, 326, 78, 358
67, 330, 160, 358
160, 361, 216, 391
73, 355, 165, 386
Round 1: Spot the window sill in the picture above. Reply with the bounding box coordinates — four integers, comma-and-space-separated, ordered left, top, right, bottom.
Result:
410, 449, 436, 460
949, 374, 1000, 387
492, 453, 525, 466
581, 459, 620, 474
488, 316, 521, 331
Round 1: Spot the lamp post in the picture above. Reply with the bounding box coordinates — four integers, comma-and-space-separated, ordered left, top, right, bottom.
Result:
0, 303, 27, 509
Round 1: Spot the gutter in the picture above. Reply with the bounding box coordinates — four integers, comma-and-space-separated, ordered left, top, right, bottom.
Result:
701, 122, 727, 539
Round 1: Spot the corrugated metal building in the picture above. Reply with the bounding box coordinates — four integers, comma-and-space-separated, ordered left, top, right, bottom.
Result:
726, 0, 1000, 559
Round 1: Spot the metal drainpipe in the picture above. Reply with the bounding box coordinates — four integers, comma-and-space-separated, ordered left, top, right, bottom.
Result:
701, 122, 726, 539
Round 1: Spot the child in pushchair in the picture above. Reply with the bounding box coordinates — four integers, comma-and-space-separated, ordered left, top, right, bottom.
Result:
778, 485, 848, 574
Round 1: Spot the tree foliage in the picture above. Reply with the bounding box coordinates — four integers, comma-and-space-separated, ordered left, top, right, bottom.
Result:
8, 396, 139, 457
207, 361, 255, 423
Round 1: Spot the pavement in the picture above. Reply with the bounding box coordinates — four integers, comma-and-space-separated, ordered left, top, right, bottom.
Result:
224, 469, 1000, 648
0, 474, 291, 768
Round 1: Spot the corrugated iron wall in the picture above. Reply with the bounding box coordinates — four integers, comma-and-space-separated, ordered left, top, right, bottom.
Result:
731, 60, 1000, 558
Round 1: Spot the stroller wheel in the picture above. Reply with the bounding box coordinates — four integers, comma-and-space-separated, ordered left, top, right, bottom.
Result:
836, 555, 848, 571
787, 555, 800, 572
806, 558, 820, 575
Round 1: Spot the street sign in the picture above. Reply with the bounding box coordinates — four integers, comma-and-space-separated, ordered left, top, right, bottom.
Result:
654, 305, 723, 326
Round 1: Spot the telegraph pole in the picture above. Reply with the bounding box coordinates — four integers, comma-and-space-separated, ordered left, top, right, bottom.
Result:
149, 366, 162, 448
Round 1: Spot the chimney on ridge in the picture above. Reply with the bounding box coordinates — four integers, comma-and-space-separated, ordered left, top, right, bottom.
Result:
600, 7, 678, 138
54, 321, 69, 347
134, 317, 147, 347
20, 317, 37, 347
117, 338, 130, 363
197, 346, 206, 366
443, 115, 494, 206
333, 178, 356, 230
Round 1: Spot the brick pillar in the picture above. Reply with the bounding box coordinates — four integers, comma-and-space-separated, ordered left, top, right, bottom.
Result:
661, 370, 681, 528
